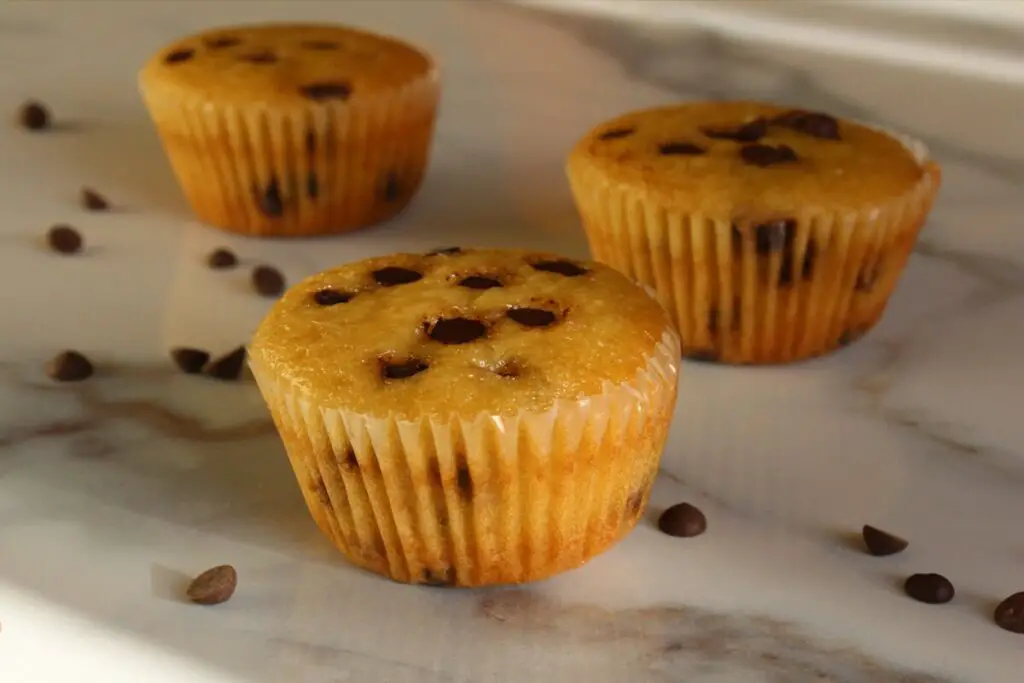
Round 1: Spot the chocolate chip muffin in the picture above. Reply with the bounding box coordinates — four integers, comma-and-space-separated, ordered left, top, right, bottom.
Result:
566, 101, 942, 364
139, 23, 439, 237
248, 248, 680, 586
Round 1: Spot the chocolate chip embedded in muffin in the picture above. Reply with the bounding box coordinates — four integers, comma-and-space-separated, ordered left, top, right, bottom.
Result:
506, 307, 557, 328
380, 356, 429, 381
458, 275, 502, 290
256, 178, 285, 217
531, 260, 587, 277
373, 266, 422, 287
165, 48, 195, 64
241, 50, 277, 64
778, 241, 817, 286
753, 219, 796, 254
702, 118, 767, 142
381, 172, 401, 203
313, 288, 354, 306
773, 110, 841, 140
205, 35, 241, 49
427, 318, 487, 345
658, 142, 705, 156
740, 143, 799, 167
597, 127, 634, 141
427, 246, 462, 256
300, 82, 352, 101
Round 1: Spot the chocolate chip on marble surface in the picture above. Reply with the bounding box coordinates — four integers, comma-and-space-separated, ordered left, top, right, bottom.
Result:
257, 178, 284, 218
170, 347, 210, 375
80, 187, 110, 211
531, 260, 587, 277
240, 50, 277, 64
164, 48, 195, 64
373, 266, 422, 286
458, 275, 502, 290
46, 350, 94, 382
186, 565, 237, 605
427, 246, 462, 256
18, 100, 50, 131
204, 346, 247, 381
427, 318, 487, 345
300, 82, 352, 101
205, 36, 241, 49
252, 265, 285, 297
904, 573, 955, 604
313, 288, 354, 306
703, 118, 767, 142
861, 524, 908, 556
597, 127, 634, 141
46, 224, 82, 254
657, 502, 707, 538
754, 219, 796, 254
994, 592, 1024, 634
739, 143, 798, 167
507, 307, 556, 328
381, 356, 429, 381
306, 172, 319, 199
773, 110, 841, 140
206, 247, 237, 269
658, 141, 705, 156
382, 172, 401, 203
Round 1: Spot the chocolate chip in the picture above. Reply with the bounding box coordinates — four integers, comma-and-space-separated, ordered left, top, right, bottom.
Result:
204, 346, 246, 381
707, 308, 719, 336
685, 350, 720, 363
170, 347, 210, 374
241, 51, 277, 64
778, 241, 817, 286
491, 359, 522, 378
18, 100, 49, 131
904, 573, 954, 604
381, 357, 428, 381
657, 502, 707, 538
304, 130, 317, 155
382, 172, 400, 203
856, 262, 881, 292
257, 178, 284, 217
165, 48, 195, 64
373, 266, 422, 287
427, 318, 487, 345
300, 82, 351, 101
597, 127, 634, 141
773, 110, 840, 140
306, 172, 319, 199
754, 219, 796, 254
46, 224, 82, 254
731, 223, 744, 251
427, 246, 461, 256
456, 460, 473, 499
861, 525, 908, 556
531, 260, 587, 277
703, 118, 767, 142
46, 350, 94, 382
740, 143, 798, 167
81, 188, 110, 211
342, 448, 359, 470
205, 36, 240, 49
994, 592, 1024, 634
206, 247, 237, 269
420, 568, 456, 587
186, 565, 237, 605
301, 40, 339, 50
313, 288, 354, 306
658, 141, 705, 156
252, 265, 285, 297
458, 275, 502, 290
507, 307, 556, 328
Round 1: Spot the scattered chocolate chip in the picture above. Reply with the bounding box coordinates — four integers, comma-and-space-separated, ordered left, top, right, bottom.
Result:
382, 172, 400, 203
46, 224, 82, 254
165, 48, 195, 64
904, 573, 955, 604
778, 240, 817, 286
458, 275, 502, 290
342, 448, 359, 470
301, 40, 339, 50
657, 502, 707, 538
427, 246, 461, 256
427, 318, 487, 345
658, 141, 705, 156
186, 565, 237, 605
856, 262, 882, 292
300, 82, 351, 101
18, 100, 50, 131
373, 266, 422, 287
731, 223, 744, 251
205, 36, 241, 49
252, 265, 285, 297
685, 350, 720, 363
597, 127, 634, 141
313, 288, 354, 306
773, 110, 840, 140
206, 247, 237, 269
754, 219, 796, 254
861, 525, 908, 557
46, 350, 94, 382
740, 143, 798, 167
994, 592, 1024, 634
703, 118, 767, 142
257, 178, 284, 217
531, 260, 587, 277
491, 359, 522, 378
381, 357, 428, 381
456, 460, 473, 498
241, 51, 277, 64
420, 567, 456, 587
306, 172, 319, 199
507, 307, 556, 328
81, 188, 110, 211
170, 347, 210, 374
204, 346, 246, 381
304, 130, 317, 155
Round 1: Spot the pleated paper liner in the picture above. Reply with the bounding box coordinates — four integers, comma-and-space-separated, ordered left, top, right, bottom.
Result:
249, 329, 680, 587
139, 72, 439, 237
567, 132, 941, 365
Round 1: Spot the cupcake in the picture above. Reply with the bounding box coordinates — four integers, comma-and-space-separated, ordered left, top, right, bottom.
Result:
139, 23, 439, 238
566, 101, 942, 364
247, 248, 680, 586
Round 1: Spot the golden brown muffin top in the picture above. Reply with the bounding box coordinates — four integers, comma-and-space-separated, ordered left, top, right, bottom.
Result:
139, 23, 435, 106
568, 101, 938, 216
248, 248, 676, 419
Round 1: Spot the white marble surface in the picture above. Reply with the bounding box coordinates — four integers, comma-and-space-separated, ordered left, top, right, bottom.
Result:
1, 1, 1023, 681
